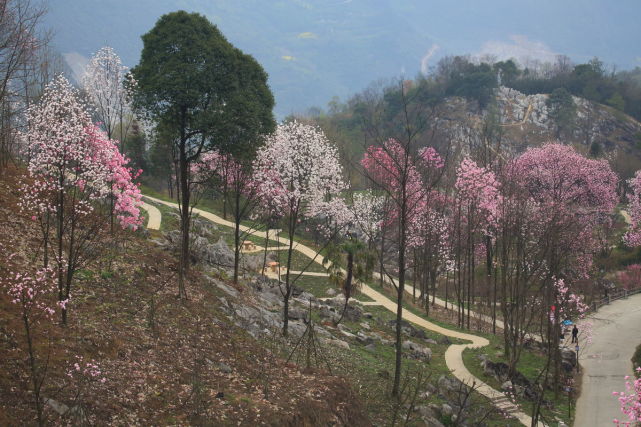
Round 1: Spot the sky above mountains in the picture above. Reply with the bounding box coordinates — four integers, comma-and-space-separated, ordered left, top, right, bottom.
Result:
45, 0, 641, 118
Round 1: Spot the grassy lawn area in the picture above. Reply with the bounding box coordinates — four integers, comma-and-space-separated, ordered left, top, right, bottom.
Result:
142, 186, 527, 424
290, 274, 374, 302
293, 300, 522, 426
462, 334, 573, 426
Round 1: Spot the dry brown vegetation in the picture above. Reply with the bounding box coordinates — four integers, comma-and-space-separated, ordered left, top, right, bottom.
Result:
0, 166, 370, 426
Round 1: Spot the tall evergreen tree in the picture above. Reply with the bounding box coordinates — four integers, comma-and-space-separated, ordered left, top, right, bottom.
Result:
132, 11, 274, 298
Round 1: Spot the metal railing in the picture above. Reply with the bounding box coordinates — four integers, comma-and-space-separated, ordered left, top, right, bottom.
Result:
590, 285, 641, 312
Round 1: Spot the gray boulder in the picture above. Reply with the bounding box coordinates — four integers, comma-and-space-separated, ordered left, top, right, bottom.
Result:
206, 237, 235, 268
325, 338, 350, 350
441, 403, 453, 417
288, 308, 309, 322
437, 375, 465, 393
356, 332, 375, 346
481, 359, 509, 381
403, 340, 432, 361
218, 363, 232, 374
209, 278, 239, 298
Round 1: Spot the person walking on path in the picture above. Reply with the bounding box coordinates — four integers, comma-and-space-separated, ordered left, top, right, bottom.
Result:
572, 325, 579, 343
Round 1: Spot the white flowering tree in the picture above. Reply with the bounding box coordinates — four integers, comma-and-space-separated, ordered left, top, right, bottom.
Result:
253, 121, 348, 336
81, 46, 136, 148
19, 75, 141, 325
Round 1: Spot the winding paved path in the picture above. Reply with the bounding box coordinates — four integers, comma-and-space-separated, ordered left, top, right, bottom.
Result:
574, 294, 641, 427
140, 201, 161, 230
141, 195, 535, 425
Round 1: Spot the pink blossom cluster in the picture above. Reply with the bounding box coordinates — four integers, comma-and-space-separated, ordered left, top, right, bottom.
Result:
624, 171, 641, 247
513, 143, 618, 278
67, 355, 107, 384
22, 75, 141, 229
617, 264, 641, 291
2, 266, 59, 320
419, 146, 445, 169
361, 139, 444, 228
85, 124, 142, 229
455, 157, 501, 230
192, 149, 255, 196
613, 368, 641, 425
514, 144, 618, 223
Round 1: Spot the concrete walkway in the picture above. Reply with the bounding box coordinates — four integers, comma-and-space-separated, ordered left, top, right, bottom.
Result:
140, 201, 161, 230
142, 195, 535, 425
574, 293, 641, 427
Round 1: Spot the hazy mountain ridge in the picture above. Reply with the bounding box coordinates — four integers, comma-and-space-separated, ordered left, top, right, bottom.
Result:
45, 0, 641, 118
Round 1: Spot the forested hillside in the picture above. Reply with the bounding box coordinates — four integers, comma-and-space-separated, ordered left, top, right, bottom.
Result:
3, 2, 641, 426
304, 56, 641, 188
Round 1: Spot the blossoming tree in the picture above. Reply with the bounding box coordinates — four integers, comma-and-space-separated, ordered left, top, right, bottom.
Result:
20, 75, 141, 324
81, 46, 136, 146
452, 157, 500, 329
512, 143, 617, 420
361, 137, 445, 396
1, 259, 58, 426
613, 368, 641, 425
624, 170, 641, 247
253, 121, 348, 336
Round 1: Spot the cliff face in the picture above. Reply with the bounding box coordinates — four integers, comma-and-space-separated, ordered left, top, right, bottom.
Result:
432, 87, 641, 177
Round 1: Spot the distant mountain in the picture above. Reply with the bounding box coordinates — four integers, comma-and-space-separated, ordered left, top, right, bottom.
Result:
45, 0, 641, 118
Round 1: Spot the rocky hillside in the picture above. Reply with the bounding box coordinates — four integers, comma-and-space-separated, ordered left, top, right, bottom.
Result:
435, 86, 641, 177
0, 166, 369, 426
321, 85, 641, 183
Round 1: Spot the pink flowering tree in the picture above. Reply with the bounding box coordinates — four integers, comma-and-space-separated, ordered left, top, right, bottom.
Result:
494, 163, 552, 379
613, 368, 641, 425
194, 149, 264, 283
408, 196, 452, 313
253, 121, 348, 336
512, 143, 617, 421
617, 264, 641, 291
512, 143, 616, 340
361, 138, 445, 396
20, 75, 141, 324
82, 47, 139, 232
1, 251, 59, 426
452, 157, 501, 329
513, 143, 618, 282
624, 170, 641, 247
65, 355, 107, 422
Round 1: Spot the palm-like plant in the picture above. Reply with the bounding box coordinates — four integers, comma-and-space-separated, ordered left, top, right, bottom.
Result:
323, 232, 374, 325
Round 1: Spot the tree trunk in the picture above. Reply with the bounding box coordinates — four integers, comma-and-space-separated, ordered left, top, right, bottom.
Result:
282, 209, 298, 337
178, 140, 190, 299
335, 250, 354, 325
57, 177, 65, 324
392, 202, 407, 397
380, 227, 385, 288
233, 190, 241, 284
24, 313, 44, 426
262, 228, 269, 277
